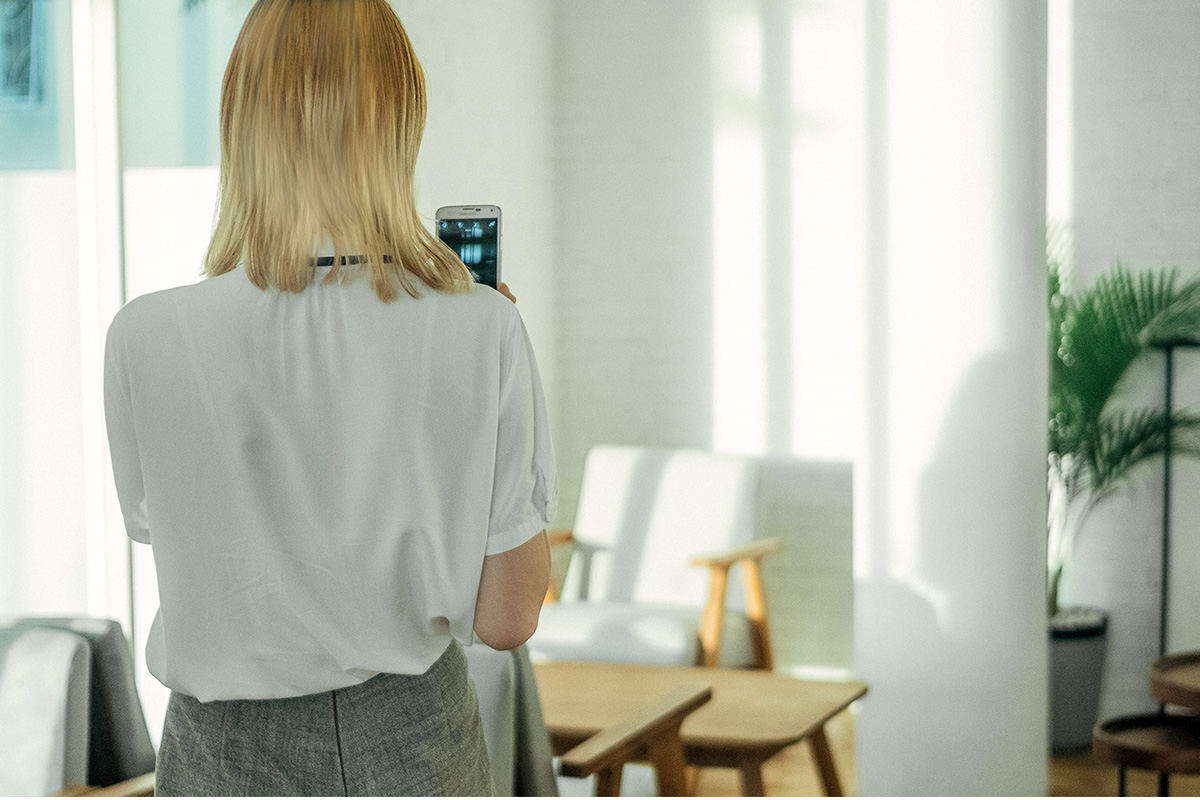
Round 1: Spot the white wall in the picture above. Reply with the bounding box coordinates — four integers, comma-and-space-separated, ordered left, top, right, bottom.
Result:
552, 0, 715, 509
853, 1, 1049, 794
1066, 0, 1200, 720
0, 173, 88, 615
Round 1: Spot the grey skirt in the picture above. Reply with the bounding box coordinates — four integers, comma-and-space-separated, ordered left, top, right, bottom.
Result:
155, 641, 495, 796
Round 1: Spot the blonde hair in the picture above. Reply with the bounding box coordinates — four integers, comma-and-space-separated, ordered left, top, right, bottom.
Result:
203, 0, 470, 301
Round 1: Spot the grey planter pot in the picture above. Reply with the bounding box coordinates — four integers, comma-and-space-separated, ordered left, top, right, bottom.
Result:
1049, 606, 1109, 751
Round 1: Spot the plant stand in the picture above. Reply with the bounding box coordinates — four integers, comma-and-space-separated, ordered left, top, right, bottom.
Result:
1093, 338, 1200, 796
1094, 713, 1200, 796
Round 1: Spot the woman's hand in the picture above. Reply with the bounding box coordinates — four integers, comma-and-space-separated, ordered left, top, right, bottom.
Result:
497, 282, 516, 304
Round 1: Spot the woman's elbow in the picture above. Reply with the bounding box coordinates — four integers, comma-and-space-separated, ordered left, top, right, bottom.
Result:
473, 530, 550, 650
474, 611, 540, 651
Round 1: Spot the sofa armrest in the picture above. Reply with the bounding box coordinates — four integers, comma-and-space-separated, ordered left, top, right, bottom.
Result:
58, 772, 155, 797
689, 538, 782, 669
688, 538, 782, 569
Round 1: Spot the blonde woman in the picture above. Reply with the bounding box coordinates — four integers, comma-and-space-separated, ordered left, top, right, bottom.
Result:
103, 1, 554, 795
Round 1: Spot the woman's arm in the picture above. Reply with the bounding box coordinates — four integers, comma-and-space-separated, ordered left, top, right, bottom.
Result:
473, 529, 550, 650
474, 283, 551, 650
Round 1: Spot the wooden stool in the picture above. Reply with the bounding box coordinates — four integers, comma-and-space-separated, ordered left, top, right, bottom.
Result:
1151, 652, 1200, 710
1093, 713, 1200, 796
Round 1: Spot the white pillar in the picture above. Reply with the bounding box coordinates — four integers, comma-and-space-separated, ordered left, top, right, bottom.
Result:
854, 1, 1049, 794
73, 0, 130, 630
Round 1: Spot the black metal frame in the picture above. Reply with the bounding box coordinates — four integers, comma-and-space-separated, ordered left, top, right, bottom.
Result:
1154, 339, 1200, 663
1131, 340, 1200, 797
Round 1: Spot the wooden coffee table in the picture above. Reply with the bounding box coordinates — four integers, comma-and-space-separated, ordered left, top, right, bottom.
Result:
534, 661, 866, 796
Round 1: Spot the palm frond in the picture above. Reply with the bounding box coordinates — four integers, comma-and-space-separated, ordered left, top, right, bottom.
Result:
1141, 283, 1200, 346
1084, 409, 1200, 501
1050, 264, 1200, 457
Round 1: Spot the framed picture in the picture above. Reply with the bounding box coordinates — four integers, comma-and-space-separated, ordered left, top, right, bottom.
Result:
1, 0, 44, 109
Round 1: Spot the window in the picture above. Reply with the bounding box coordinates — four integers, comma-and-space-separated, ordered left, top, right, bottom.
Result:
1, 0, 43, 108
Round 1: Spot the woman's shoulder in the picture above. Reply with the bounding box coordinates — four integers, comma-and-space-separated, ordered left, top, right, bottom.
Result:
107, 285, 178, 339
438, 281, 512, 307
434, 282, 522, 327
107, 273, 242, 339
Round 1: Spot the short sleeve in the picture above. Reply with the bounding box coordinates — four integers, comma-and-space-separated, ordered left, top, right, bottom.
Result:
104, 314, 151, 544
486, 310, 558, 555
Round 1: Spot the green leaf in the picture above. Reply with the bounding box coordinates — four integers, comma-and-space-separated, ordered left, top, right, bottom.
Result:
1085, 409, 1200, 501
1050, 263, 1200, 460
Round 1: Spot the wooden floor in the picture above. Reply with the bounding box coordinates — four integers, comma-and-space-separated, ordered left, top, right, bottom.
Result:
1048, 747, 1200, 797
687, 711, 1200, 796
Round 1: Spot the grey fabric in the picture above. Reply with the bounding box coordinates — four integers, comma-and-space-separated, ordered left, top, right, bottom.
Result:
508, 646, 558, 797
465, 644, 557, 797
155, 641, 494, 797
465, 645, 516, 793
0, 617, 156, 786
0, 628, 91, 795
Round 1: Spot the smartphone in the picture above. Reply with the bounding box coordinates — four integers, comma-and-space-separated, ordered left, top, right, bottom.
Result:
435, 205, 501, 289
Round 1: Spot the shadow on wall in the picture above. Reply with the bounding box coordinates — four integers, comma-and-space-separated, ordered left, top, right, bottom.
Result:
858, 351, 1048, 795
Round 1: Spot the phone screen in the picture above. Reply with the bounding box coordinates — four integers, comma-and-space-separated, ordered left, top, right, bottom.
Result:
437, 217, 499, 288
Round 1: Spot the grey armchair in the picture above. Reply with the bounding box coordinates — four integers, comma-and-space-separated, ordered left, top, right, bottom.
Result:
0, 617, 155, 796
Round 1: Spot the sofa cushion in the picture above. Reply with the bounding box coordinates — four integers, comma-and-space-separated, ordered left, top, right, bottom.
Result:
528, 601, 756, 667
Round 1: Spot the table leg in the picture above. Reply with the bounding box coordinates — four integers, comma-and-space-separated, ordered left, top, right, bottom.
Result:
685, 766, 703, 796
808, 726, 845, 796
595, 764, 623, 797
737, 755, 767, 796
647, 730, 689, 796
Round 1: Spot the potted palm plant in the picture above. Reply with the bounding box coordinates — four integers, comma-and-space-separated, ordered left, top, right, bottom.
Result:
1047, 260, 1200, 749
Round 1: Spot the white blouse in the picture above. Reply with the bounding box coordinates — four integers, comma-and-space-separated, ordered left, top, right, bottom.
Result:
103, 264, 557, 702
